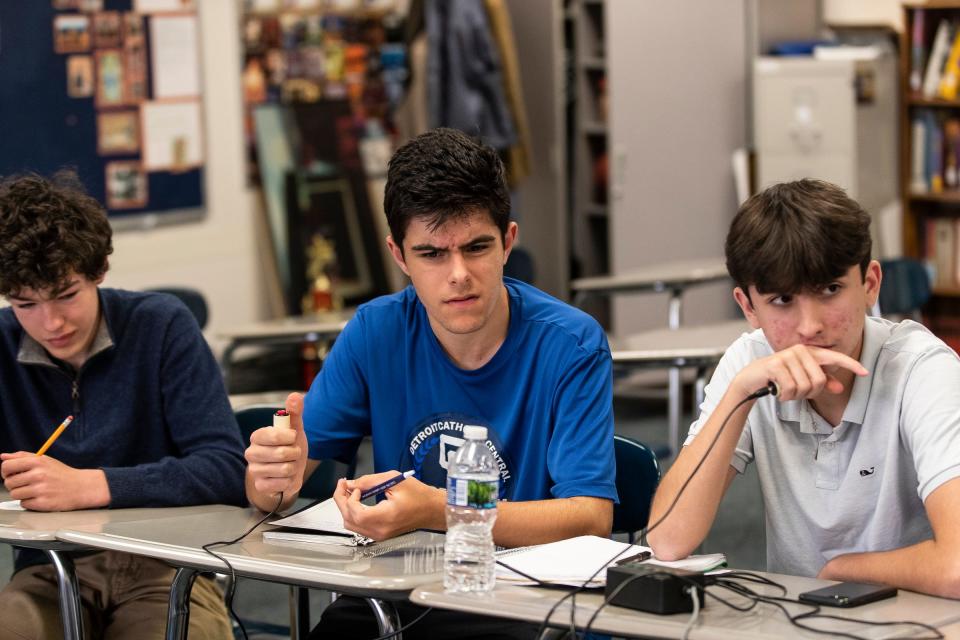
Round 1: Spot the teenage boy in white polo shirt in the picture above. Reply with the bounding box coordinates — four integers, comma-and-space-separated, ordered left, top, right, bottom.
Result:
648, 179, 960, 598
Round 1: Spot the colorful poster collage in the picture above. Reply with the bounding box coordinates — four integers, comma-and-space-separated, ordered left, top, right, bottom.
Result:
240, 0, 406, 183
51, 0, 202, 211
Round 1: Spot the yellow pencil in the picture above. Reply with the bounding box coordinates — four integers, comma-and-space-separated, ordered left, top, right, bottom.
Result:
35, 415, 74, 456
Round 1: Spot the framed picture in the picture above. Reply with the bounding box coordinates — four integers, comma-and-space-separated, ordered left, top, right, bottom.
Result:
53, 0, 80, 10
123, 12, 144, 42
78, 0, 104, 10
124, 39, 148, 103
53, 14, 90, 54
286, 173, 375, 311
105, 161, 147, 209
95, 49, 125, 107
66, 55, 94, 98
97, 110, 140, 154
92, 11, 122, 48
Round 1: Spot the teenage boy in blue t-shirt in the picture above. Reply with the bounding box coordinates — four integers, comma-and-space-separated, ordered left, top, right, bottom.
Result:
245, 128, 617, 638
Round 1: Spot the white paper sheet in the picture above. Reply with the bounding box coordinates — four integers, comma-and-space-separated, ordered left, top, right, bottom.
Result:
269, 498, 355, 536
0, 500, 25, 511
264, 498, 375, 546
495, 535, 726, 587
142, 100, 204, 170
150, 14, 199, 99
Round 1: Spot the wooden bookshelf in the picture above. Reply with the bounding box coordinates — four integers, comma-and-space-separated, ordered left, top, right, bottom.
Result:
901, 2, 960, 313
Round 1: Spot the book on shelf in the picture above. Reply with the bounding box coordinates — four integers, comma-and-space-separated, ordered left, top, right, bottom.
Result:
913, 115, 929, 192
910, 110, 960, 196
941, 26, 960, 100
923, 19, 953, 99
911, 8, 926, 94
926, 217, 958, 290
928, 109, 945, 193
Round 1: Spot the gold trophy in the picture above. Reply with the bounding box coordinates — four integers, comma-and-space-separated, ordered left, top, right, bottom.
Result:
301, 233, 343, 314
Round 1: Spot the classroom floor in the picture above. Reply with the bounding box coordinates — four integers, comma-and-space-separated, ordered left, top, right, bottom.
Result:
0, 394, 767, 638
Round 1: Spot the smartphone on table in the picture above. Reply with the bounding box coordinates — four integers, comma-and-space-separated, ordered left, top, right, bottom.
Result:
798, 581, 897, 608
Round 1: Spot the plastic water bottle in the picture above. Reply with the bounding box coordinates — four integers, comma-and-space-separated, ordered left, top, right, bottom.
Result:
444, 425, 499, 593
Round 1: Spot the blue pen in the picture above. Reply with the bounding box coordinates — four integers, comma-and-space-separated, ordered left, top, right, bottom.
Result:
359, 470, 416, 500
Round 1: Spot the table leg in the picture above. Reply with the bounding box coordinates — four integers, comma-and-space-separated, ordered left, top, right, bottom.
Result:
166, 567, 198, 640
695, 364, 708, 414
668, 366, 681, 456
365, 597, 401, 637
666, 289, 684, 456
667, 289, 683, 330
290, 585, 311, 640
46, 550, 83, 640
220, 341, 239, 390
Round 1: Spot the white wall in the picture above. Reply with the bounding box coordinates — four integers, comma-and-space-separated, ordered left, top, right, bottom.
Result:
104, 1, 271, 351
607, 0, 748, 335
505, 0, 567, 299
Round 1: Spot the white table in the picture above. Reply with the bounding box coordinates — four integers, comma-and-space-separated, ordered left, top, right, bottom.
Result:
571, 258, 730, 329
0, 490, 235, 640
610, 320, 750, 454
229, 390, 299, 409
217, 310, 354, 387
573, 259, 734, 457
57, 508, 446, 640
412, 571, 960, 639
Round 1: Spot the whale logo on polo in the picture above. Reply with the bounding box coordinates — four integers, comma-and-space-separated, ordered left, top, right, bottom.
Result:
400, 412, 515, 500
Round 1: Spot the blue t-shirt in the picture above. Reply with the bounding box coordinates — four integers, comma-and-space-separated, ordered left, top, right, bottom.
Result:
302, 278, 617, 503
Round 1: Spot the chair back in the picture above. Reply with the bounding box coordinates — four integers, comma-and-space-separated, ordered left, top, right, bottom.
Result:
504, 246, 536, 284
233, 404, 356, 500
877, 258, 931, 319
612, 434, 661, 542
147, 287, 209, 330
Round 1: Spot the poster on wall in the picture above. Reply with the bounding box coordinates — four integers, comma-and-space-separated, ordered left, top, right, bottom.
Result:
150, 14, 200, 99
0, 2, 206, 224
142, 100, 204, 170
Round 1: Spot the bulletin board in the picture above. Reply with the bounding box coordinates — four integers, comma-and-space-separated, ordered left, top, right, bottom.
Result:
0, 0, 206, 228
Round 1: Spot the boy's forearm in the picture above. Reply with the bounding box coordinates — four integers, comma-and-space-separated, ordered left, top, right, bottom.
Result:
647, 392, 753, 559
820, 540, 960, 599
493, 497, 613, 548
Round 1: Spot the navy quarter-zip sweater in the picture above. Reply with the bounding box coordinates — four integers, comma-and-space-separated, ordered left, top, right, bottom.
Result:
1, 289, 246, 569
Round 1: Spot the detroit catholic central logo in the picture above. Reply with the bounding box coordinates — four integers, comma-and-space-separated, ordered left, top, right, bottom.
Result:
400, 413, 515, 499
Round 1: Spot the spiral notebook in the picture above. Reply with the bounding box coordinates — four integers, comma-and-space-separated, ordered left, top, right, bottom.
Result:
495, 535, 726, 588
263, 498, 375, 547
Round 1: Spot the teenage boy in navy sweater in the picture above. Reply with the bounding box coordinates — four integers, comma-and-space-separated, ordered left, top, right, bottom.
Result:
0, 173, 245, 639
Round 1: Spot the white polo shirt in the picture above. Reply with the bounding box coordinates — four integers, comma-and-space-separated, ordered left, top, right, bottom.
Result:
685, 316, 960, 577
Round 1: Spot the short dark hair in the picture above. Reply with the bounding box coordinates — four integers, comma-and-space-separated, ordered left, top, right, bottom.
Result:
0, 171, 113, 296
725, 179, 871, 296
383, 128, 511, 251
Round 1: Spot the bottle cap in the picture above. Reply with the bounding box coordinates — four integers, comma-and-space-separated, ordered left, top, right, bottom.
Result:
463, 425, 487, 440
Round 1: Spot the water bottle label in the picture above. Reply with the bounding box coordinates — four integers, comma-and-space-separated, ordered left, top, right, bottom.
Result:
446, 477, 498, 509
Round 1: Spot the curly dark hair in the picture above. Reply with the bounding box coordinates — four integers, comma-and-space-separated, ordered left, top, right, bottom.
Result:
384, 128, 511, 252
0, 171, 113, 296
